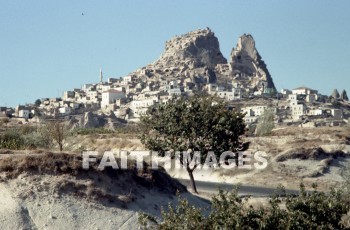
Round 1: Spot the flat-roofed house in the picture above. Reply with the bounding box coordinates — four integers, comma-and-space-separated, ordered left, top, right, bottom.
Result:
101, 90, 126, 108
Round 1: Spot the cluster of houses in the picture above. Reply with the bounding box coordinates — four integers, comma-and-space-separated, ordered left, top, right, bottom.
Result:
1, 68, 348, 128
240, 86, 348, 126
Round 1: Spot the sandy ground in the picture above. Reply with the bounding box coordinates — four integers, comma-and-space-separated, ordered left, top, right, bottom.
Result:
0, 172, 210, 230
1, 126, 349, 229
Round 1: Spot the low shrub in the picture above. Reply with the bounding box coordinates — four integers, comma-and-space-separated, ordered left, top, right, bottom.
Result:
0, 129, 24, 149
139, 184, 350, 229
74, 128, 115, 135
0, 127, 51, 150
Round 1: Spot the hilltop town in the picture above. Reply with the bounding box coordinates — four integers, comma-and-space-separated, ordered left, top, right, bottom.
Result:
1, 28, 349, 128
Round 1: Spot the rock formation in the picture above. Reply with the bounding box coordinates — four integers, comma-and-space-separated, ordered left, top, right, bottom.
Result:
230, 34, 276, 92
341, 89, 348, 101
153, 28, 227, 69
79, 112, 99, 128
331, 89, 340, 99
130, 28, 276, 95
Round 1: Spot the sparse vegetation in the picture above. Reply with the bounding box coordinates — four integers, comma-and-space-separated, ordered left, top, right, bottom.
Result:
0, 117, 10, 127
74, 127, 115, 135
140, 184, 350, 229
0, 126, 51, 150
43, 119, 71, 151
255, 108, 275, 136
0, 152, 186, 206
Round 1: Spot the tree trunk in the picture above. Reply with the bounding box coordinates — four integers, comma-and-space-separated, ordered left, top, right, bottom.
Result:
187, 167, 198, 194
59, 143, 63, 152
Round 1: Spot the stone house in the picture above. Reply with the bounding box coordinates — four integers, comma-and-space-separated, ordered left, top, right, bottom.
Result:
101, 90, 126, 108
292, 86, 318, 96
291, 104, 306, 119
63, 91, 75, 101
331, 109, 343, 120
306, 94, 316, 103
59, 107, 72, 116
168, 88, 182, 97
307, 109, 323, 116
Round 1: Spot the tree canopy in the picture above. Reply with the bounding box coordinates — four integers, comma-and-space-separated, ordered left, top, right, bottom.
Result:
140, 94, 246, 193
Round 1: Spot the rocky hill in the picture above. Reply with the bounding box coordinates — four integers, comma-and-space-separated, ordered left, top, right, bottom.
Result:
230, 34, 276, 92
153, 28, 227, 69
130, 28, 276, 94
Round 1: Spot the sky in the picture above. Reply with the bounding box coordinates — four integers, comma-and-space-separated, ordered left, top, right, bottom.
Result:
1, 1, 349, 107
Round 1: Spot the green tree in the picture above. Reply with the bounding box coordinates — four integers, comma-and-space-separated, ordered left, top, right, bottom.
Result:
255, 108, 275, 136
141, 94, 246, 193
34, 99, 41, 107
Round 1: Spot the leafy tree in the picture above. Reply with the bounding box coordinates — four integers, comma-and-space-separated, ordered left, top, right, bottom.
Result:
34, 99, 41, 107
141, 94, 246, 193
255, 108, 275, 136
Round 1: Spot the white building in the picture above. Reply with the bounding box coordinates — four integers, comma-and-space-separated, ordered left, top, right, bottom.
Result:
306, 94, 316, 103
241, 106, 277, 124
63, 91, 75, 101
241, 106, 270, 117
101, 90, 126, 108
216, 88, 242, 101
331, 109, 343, 120
281, 89, 292, 95
307, 109, 323, 116
82, 84, 94, 92
59, 107, 72, 116
292, 87, 318, 95
168, 88, 182, 97
123, 75, 132, 83
130, 98, 159, 118
18, 109, 30, 119
288, 94, 298, 102
291, 104, 305, 118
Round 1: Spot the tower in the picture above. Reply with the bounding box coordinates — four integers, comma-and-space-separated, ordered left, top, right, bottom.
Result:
99, 68, 103, 83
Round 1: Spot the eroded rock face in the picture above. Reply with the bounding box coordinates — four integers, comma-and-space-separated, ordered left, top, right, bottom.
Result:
79, 112, 99, 128
154, 28, 227, 69
129, 29, 276, 95
230, 34, 276, 92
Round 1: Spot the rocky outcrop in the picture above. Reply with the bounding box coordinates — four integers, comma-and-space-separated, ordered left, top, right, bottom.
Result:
230, 34, 276, 92
341, 90, 348, 101
130, 29, 276, 95
79, 112, 99, 128
153, 28, 227, 69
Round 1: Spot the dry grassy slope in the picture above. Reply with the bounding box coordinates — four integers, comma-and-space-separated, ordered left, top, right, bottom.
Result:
0, 152, 210, 230
239, 126, 350, 190
65, 133, 143, 152
63, 126, 350, 191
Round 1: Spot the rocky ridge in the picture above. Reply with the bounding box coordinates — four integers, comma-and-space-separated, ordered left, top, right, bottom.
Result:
130, 28, 276, 94
153, 28, 227, 69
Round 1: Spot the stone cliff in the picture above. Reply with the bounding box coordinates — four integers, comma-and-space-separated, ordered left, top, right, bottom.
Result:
153, 28, 227, 69
130, 28, 276, 94
230, 34, 276, 92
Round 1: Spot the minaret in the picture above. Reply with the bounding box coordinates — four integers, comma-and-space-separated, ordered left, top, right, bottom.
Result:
99, 68, 103, 83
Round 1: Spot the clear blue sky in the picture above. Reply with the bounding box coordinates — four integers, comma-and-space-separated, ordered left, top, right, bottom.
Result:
1, 1, 349, 107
